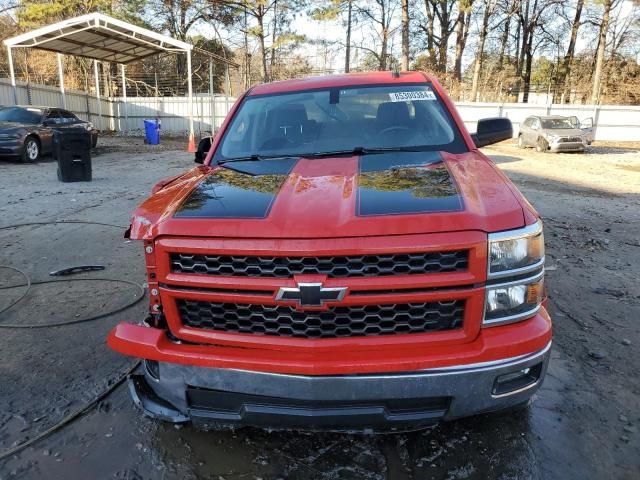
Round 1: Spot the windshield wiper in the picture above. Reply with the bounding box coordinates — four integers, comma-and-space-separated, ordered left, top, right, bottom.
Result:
303, 146, 430, 159
218, 146, 431, 164
218, 154, 298, 165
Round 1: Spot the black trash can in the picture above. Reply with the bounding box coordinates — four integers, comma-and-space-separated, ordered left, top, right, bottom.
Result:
54, 128, 92, 182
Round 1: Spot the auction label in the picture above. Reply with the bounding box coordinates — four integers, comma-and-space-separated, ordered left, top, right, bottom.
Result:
389, 90, 436, 102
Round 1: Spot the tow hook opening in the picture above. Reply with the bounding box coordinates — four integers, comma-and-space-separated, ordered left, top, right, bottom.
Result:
492, 362, 543, 397
145, 359, 160, 381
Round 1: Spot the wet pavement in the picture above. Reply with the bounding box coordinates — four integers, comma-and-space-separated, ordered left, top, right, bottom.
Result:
1, 140, 639, 479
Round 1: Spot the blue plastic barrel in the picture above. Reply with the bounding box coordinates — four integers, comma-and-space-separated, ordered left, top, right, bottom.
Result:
144, 119, 160, 145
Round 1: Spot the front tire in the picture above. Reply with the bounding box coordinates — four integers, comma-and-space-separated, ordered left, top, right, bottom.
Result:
535, 137, 548, 153
517, 135, 525, 149
22, 136, 40, 163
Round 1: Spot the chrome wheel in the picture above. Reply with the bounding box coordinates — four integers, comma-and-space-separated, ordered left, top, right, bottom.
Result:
25, 139, 39, 161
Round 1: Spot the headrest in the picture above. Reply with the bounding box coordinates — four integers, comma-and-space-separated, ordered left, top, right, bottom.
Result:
376, 102, 410, 127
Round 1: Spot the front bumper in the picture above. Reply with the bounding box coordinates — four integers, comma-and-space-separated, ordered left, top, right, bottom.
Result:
549, 140, 585, 152
0, 139, 23, 156
129, 341, 551, 432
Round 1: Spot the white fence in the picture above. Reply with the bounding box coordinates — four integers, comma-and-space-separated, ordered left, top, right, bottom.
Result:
0, 78, 114, 130
0, 78, 234, 134
112, 95, 235, 134
456, 102, 640, 142
1, 78, 639, 141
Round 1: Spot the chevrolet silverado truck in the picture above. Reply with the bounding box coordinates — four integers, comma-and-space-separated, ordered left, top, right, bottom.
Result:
108, 71, 551, 432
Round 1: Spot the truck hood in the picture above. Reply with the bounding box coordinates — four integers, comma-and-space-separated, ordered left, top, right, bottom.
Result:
129, 151, 525, 240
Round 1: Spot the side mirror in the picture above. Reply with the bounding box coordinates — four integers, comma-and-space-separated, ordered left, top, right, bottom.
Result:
471, 117, 513, 148
194, 137, 212, 164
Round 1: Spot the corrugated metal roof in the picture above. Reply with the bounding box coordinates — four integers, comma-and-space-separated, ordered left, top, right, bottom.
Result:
4, 13, 192, 63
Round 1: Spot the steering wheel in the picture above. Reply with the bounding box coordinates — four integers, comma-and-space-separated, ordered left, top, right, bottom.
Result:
260, 135, 296, 151
377, 126, 419, 145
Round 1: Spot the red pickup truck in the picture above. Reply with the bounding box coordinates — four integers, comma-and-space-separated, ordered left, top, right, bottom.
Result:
108, 71, 551, 432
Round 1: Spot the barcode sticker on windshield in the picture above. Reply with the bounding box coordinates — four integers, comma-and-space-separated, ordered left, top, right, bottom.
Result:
389, 90, 436, 102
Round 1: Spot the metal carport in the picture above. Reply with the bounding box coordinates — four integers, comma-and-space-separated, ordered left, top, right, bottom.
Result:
3, 12, 196, 145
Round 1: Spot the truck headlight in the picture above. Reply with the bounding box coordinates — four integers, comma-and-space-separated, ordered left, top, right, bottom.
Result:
484, 273, 544, 326
488, 220, 544, 278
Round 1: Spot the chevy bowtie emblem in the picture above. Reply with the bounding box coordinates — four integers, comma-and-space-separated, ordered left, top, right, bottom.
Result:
275, 283, 347, 307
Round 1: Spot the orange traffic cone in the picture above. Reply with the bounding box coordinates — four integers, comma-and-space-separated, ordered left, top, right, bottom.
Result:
187, 132, 197, 153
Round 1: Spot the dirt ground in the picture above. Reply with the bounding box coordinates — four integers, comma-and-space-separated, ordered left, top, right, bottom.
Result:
0, 138, 638, 480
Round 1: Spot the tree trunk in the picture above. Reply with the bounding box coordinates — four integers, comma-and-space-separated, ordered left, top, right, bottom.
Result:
497, 5, 512, 71
270, 0, 278, 75
424, 1, 436, 67
513, 0, 530, 102
514, 17, 521, 74
437, 1, 450, 72
470, 3, 491, 101
401, 0, 409, 70
102, 62, 110, 97
256, 9, 269, 83
522, 27, 534, 103
453, 4, 471, 82
243, 7, 249, 89
345, 0, 352, 73
379, 3, 388, 70
380, 29, 388, 70
591, 0, 611, 104
557, 0, 583, 103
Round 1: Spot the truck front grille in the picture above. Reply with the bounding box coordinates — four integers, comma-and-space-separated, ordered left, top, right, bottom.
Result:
177, 300, 464, 339
170, 251, 468, 278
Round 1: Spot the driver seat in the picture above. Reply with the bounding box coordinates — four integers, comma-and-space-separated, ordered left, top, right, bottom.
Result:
261, 104, 308, 150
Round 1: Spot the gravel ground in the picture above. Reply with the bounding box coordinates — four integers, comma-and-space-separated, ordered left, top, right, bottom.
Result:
0, 138, 638, 479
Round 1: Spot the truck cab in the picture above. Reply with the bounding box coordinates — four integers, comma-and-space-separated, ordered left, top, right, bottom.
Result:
109, 71, 551, 432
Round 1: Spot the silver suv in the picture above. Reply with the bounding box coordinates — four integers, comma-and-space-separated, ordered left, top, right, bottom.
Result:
518, 115, 594, 153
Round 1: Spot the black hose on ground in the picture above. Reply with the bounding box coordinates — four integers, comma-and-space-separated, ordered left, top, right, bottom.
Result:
0, 265, 31, 318
0, 273, 146, 327
0, 220, 144, 460
0, 220, 128, 230
0, 220, 145, 326
0, 360, 140, 461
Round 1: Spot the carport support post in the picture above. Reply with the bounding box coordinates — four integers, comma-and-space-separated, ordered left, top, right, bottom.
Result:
57, 53, 66, 108
94, 60, 103, 130
209, 60, 215, 133
6, 46, 17, 105
120, 64, 128, 132
187, 50, 194, 144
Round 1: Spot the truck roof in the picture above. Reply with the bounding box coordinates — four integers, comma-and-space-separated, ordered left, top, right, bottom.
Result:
248, 71, 431, 96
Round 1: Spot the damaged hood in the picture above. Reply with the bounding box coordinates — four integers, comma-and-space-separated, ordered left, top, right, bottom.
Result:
129, 151, 525, 239
542, 128, 585, 138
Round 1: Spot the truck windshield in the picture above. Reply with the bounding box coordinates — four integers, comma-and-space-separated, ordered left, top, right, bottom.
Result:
541, 118, 574, 129
214, 84, 468, 162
